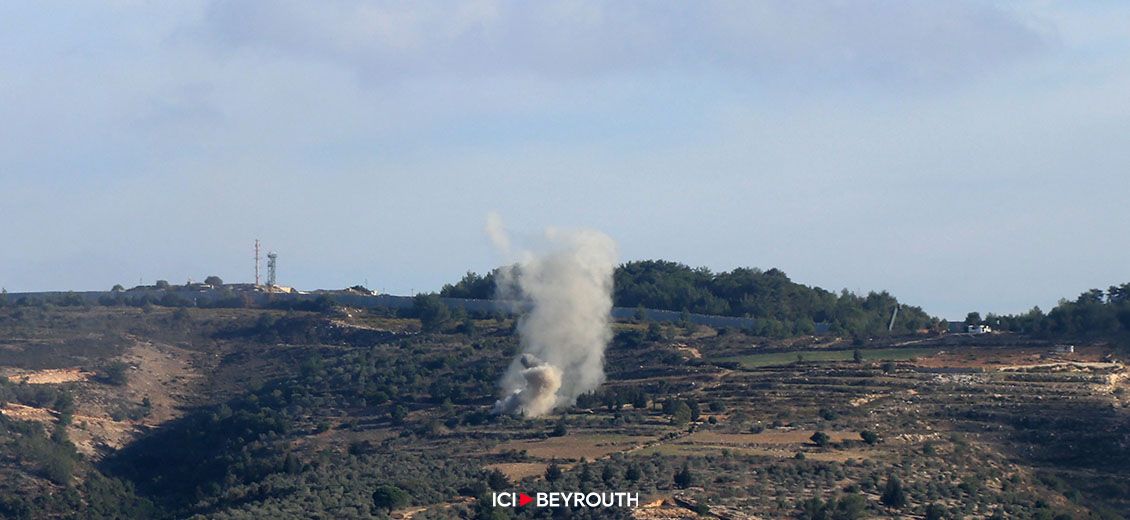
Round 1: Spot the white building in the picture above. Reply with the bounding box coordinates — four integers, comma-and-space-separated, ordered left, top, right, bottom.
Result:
967, 324, 992, 335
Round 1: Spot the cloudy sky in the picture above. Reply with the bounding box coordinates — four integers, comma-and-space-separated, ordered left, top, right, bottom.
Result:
1, 1, 1127, 318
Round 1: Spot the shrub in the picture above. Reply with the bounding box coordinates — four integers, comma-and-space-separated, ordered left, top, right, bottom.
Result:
810, 431, 831, 448
101, 362, 130, 386
371, 485, 410, 513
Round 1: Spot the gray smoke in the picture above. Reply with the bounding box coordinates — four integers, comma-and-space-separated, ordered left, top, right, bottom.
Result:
487, 213, 618, 417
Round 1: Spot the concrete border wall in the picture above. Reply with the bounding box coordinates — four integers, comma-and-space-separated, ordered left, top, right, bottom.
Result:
3, 290, 756, 329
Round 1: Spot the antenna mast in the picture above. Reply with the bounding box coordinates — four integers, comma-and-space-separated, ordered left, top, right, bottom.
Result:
267, 252, 278, 288
254, 239, 261, 286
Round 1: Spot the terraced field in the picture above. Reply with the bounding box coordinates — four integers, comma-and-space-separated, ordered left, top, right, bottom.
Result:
715, 347, 943, 367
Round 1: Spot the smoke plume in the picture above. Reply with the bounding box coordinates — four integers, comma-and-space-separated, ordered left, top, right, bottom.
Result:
488, 214, 618, 417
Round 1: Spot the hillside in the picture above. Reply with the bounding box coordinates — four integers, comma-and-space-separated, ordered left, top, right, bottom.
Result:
0, 293, 1128, 518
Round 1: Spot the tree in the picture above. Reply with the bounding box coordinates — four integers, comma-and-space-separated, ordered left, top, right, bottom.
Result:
440, 270, 496, 299
458, 316, 477, 336
414, 293, 452, 332
964, 312, 981, 325
810, 431, 830, 447
204, 276, 224, 286
860, 430, 879, 445
486, 469, 510, 491
853, 349, 863, 363
881, 476, 907, 508
284, 452, 301, 474
801, 494, 866, 520
579, 463, 594, 483
155, 280, 170, 289
674, 464, 694, 489
601, 465, 616, 485
925, 503, 946, 520
551, 418, 568, 437
670, 401, 692, 425
799, 497, 827, 520
625, 465, 642, 482
111, 284, 125, 292
390, 404, 408, 424
835, 494, 867, 520
545, 463, 563, 482
371, 485, 410, 513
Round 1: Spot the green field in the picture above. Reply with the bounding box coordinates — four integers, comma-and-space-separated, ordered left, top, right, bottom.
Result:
716, 347, 942, 368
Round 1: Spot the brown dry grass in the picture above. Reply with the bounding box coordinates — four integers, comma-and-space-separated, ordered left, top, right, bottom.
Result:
492, 433, 658, 460
688, 430, 859, 445
484, 462, 549, 481
3, 368, 94, 384
633, 443, 872, 462
915, 344, 1115, 369
0, 403, 55, 423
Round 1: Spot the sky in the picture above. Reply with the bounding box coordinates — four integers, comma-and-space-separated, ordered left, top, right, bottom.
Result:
1, 1, 1128, 319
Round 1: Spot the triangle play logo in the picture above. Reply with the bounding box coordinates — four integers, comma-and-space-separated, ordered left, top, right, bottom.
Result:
518, 492, 533, 507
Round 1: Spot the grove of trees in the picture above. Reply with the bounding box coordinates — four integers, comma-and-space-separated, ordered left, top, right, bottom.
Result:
442, 260, 937, 337
970, 282, 1130, 339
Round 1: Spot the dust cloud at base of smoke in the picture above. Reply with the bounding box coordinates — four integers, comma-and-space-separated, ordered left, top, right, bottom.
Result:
487, 214, 617, 418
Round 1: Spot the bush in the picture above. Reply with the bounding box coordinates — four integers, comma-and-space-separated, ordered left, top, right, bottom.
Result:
372, 485, 410, 513
101, 362, 130, 386
810, 431, 830, 447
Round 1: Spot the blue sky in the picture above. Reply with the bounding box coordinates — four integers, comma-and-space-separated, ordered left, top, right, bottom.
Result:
1, 1, 1128, 319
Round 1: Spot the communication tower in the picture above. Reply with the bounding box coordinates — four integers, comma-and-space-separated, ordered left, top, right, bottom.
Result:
267, 252, 278, 287
254, 240, 261, 286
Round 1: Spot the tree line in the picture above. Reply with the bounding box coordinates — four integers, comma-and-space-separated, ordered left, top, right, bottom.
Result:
441, 260, 936, 337
969, 282, 1130, 340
